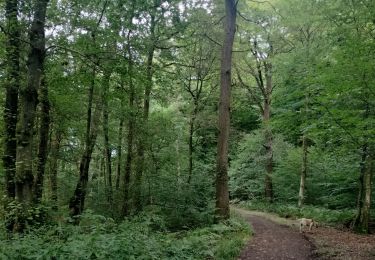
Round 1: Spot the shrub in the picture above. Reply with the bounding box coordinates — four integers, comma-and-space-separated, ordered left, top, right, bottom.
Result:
0, 211, 250, 260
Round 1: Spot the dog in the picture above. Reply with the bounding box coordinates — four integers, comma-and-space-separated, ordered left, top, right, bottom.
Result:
298, 218, 318, 233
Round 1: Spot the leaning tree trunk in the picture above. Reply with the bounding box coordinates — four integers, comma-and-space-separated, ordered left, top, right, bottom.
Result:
298, 135, 308, 207
69, 67, 102, 219
352, 145, 373, 233
33, 76, 50, 203
215, 0, 236, 220
3, 0, 20, 200
15, 0, 49, 208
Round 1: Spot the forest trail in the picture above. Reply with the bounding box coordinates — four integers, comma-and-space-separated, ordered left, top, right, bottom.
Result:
233, 207, 317, 260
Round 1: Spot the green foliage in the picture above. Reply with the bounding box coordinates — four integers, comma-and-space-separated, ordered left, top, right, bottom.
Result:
229, 131, 293, 201
239, 201, 355, 226
2, 199, 50, 231
229, 126, 366, 209
0, 212, 250, 260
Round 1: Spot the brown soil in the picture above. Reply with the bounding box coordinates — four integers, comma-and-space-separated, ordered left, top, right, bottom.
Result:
305, 225, 375, 259
234, 207, 375, 260
235, 208, 316, 260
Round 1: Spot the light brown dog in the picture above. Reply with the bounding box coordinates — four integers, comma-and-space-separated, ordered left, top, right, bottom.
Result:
298, 218, 317, 233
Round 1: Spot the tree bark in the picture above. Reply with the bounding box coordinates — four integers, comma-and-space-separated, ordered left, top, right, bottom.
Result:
102, 72, 113, 205
263, 64, 273, 202
352, 145, 373, 233
69, 66, 102, 218
15, 0, 49, 206
298, 92, 309, 207
175, 135, 182, 189
3, 0, 20, 200
298, 135, 308, 207
215, 0, 236, 220
33, 76, 50, 203
122, 30, 135, 217
239, 39, 275, 203
116, 109, 124, 190
188, 100, 198, 184
49, 130, 62, 211
134, 12, 156, 212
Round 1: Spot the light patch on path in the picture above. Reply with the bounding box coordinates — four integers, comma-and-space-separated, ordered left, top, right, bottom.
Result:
232, 207, 318, 260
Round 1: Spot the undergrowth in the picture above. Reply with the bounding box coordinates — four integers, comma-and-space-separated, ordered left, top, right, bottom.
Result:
238, 200, 356, 226
0, 210, 250, 260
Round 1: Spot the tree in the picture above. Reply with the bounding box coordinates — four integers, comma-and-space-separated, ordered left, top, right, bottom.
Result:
215, 0, 236, 220
12, 0, 50, 231
3, 0, 20, 200
122, 17, 136, 217
33, 76, 50, 203
68, 39, 102, 218
69, 3, 107, 217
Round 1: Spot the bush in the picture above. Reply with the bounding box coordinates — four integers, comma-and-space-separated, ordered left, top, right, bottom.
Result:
0, 211, 250, 260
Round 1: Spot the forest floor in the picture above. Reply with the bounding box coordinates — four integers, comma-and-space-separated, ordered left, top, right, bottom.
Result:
233, 207, 375, 260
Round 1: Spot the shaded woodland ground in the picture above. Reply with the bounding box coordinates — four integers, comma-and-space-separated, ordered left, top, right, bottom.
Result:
235, 207, 375, 260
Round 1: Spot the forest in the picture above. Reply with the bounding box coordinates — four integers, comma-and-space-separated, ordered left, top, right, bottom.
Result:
0, 0, 374, 259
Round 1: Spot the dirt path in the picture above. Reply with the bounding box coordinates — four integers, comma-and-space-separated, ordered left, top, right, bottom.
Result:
234, 207, 317, 260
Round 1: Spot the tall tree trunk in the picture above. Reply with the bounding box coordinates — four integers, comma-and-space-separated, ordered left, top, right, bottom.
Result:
69, 67, 102, 218
263, 64, 273, 202
298, 93, 309, 208
176, 135, 182, 189
102, 150, 107, 187
187, 101, 198, 184
133, 15, 155, 212
15, 0, 49, 207
33, 76, 50, 203
298, 135, 308, 207
3, 0, 20, 200
49, 130, 62, 211
122, 31, 135, 217
352, 145, 373, 233
102, 72, 113, 205
215, 0, 236, 220
116, 111, 124, 190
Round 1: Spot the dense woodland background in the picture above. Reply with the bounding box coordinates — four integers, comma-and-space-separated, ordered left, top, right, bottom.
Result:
0, 0, 374, 258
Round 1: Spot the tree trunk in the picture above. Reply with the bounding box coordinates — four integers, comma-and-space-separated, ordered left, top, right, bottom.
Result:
102, 72, 113, 205
176, 135, 182, 189
69, 67, 102, 219
215, 0, 236, 220
122, 31, 135, 217
134, 14, 155, 212
298, 135, 308, 207
116, 112, 124, 190
263, 64, 273, 203
188, 101, 198, 184
3, 0, 20, 200
263, 121, 273, 202
33, 76, 50, 203
49, 130, 62, 211
352, 145, 373, 233
15, 0, 49, 208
